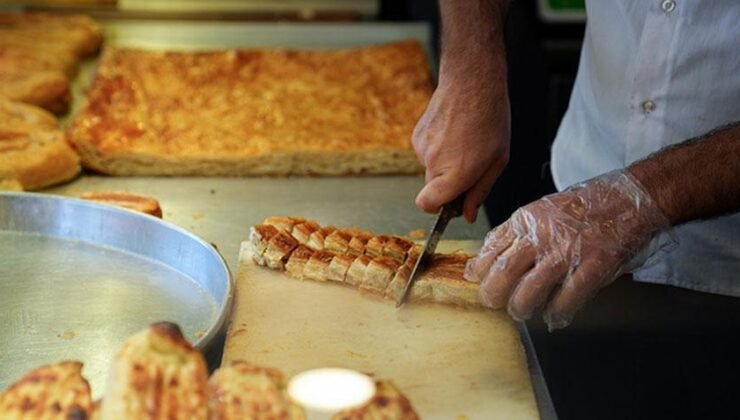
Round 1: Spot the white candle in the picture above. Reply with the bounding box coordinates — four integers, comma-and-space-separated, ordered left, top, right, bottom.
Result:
288, 368, 376, 419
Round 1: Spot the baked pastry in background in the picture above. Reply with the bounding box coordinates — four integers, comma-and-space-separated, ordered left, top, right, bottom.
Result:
67, 41, 431, 176
0, 97, 80, 190
0, 12, 102, 113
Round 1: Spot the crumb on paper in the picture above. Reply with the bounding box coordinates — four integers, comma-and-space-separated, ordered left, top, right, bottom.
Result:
229, 326, 248, 338
346, 350, 368, 360
195, 330, 206, 339
408, 228, 426, 239
57, 329, 76, 340
192, 212, 205, 221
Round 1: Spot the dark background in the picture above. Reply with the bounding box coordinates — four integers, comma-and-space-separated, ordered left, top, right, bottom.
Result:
380, 2, 740, 420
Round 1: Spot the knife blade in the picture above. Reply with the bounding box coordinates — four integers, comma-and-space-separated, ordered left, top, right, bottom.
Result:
396, 195, 464, 307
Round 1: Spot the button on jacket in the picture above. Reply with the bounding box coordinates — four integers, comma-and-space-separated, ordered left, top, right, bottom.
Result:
550, 1, 740, 296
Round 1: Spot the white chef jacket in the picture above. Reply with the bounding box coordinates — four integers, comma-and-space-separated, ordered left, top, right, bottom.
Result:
550, 0, 740, 296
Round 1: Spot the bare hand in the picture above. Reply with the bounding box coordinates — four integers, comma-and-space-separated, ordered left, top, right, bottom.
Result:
413, 73, 510, 223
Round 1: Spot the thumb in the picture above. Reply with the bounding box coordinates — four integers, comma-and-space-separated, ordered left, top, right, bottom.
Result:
416, 169, 471, 214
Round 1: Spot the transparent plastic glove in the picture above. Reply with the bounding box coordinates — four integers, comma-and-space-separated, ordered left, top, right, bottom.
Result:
464, 170, 673, 330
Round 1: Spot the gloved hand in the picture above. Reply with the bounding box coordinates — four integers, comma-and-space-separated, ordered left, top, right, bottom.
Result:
412, 73, 510, 223
464, 170, 673, 330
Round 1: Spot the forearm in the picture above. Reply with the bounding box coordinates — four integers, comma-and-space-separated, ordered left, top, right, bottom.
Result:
438, 0, 510, 84
628, 121, 740, 226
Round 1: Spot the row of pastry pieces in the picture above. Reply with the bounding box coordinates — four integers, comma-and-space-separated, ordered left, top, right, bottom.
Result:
0, 323, 419, 420
249, 217, 483, 308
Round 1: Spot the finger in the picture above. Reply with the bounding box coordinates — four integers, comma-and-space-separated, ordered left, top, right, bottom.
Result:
506, 254, 569, 321
415, 169, 472, 214
464, 223, 515, 282
462, 163, 506, 223
478, 238, 537, 309
543, 251, 621, 330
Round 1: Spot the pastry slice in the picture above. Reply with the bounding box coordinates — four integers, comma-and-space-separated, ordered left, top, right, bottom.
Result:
421, 253, 481, 307
328, 254, 356, 283
249, 224, 280, 265
292, 220, 320, 244
0, 360, 92, 419
80, 191, 163, 218
362, 257, 401, 295
383, 236, 415, 262
264, 216, 304, 234
307, 226, 336, 250
333, 380, 419, 420
303, 250, 335, 282
100, 322, 208, 420
345, 255, 371, 288
347, 232, 371, 256
364, 235, 389, 258
324, 229, 353, 254
208, 361, 305, 420
285, 245, 314, 279
263, 231, 299, 270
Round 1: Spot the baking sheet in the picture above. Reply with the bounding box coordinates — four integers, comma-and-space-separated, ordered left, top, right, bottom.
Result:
0, 192, 232, 397
225, 241, 539, 419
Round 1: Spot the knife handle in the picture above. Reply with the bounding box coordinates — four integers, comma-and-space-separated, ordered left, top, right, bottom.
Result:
445, 194, 465, 219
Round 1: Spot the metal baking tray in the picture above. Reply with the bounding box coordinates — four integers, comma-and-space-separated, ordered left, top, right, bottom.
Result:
0, 192, 233, 397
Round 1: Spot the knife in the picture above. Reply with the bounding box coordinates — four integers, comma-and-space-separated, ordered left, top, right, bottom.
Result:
396, 195, 465, 307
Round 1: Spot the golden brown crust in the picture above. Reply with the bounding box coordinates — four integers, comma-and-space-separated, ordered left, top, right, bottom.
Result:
0, 12, 102, 113
383, 236, 415, 262
307, 226, 336, 250
292, 220, 320, 244
328, 254, 355, 283
332, 380, 419, 420
0, 97, 80, 190
364, 235, 389, 258
324, 230, 353, 254
348, 233, 372, 256
362, 257, 401, 294
0, 69, 71, 113
345, 255, 372, 288
249, 220, 484, 308
67, 41, 431, 176
80, 191, 163, 218
264, 231, 300, 270
264, 217, 305, 234
250, 224, 280, 265
303, 250, 335, 282
284, 245, 313, 279
0, 360, 92, 419
208, 361, 305, 420
100, 322, 208, 420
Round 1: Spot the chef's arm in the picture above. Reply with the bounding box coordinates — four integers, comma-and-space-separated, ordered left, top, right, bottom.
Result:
628, 121, 740, 225
413, 0, 511, 223
465, 120, 740, 330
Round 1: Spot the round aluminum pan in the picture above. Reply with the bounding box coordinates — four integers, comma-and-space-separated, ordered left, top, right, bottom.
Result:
0, 192, 233, 396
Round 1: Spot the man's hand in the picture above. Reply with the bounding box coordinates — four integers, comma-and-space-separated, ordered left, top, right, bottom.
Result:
414, 0, 511, 223
464, 171, 671, 330
413, 76, 510, 223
